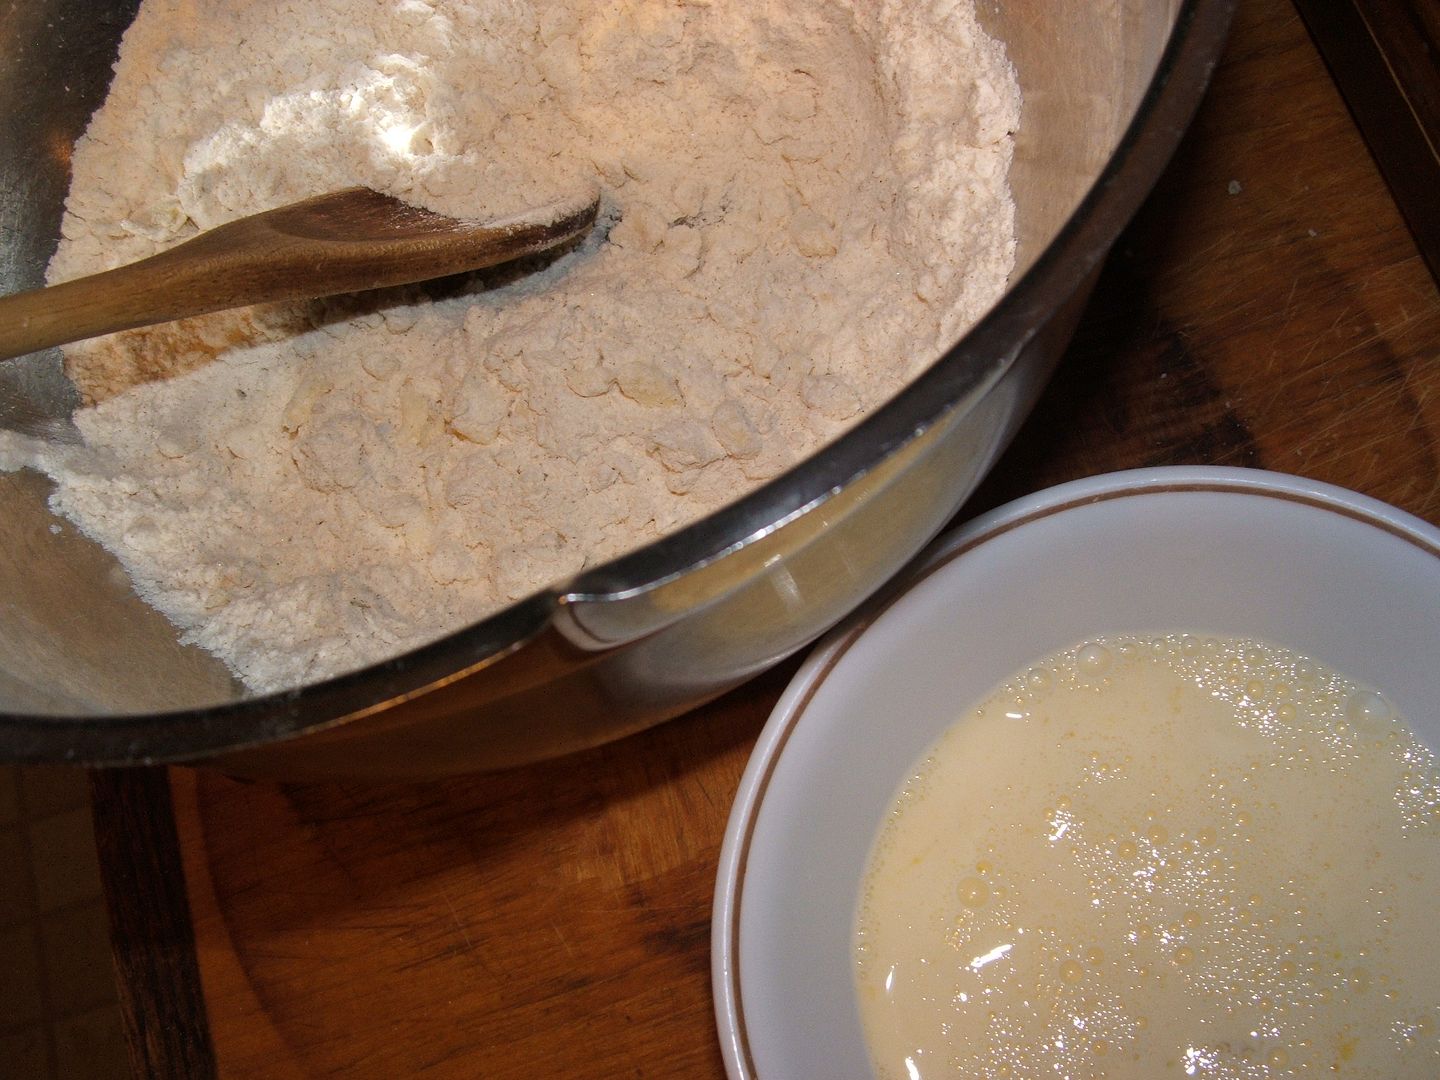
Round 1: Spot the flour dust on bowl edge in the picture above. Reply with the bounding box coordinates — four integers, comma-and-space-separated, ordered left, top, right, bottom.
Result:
0, 1, 1235, 776
711, 466, 1440, 1079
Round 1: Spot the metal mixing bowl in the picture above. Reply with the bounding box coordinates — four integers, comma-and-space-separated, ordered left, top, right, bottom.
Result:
0, 0, 1235, 776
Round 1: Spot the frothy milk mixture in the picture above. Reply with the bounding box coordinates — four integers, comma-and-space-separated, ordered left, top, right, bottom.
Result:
855, 635, 1440, 1079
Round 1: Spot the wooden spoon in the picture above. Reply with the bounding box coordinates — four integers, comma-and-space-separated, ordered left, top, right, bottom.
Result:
0, 187, 601, 363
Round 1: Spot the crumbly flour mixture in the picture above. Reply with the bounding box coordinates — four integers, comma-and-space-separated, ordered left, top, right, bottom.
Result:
1, 0, 1019, 693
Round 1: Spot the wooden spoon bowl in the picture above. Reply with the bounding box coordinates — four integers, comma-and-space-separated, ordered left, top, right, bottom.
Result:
0, 187, 601, 363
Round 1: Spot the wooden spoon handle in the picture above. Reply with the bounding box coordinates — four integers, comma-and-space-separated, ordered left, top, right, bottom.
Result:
0, 191, 599, 363
0, 257, 223, 362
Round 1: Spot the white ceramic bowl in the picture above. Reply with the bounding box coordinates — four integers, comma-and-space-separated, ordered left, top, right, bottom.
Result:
711, 465, 1440, 1079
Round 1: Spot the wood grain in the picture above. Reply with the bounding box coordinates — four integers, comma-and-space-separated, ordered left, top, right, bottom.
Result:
95, 0, 1440, 1075
174, 666, 792, 1078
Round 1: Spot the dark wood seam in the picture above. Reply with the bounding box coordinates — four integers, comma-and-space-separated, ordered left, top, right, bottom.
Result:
90, 767, 218, 1080
1293, 0, 1440, 286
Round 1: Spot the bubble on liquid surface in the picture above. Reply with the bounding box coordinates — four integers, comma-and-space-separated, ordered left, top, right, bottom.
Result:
957, 877, 989, 909
1347, 690, 1394, 728
1076, 643, 1113, 678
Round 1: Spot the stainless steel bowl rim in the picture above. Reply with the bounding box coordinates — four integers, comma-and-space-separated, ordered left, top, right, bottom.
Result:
0, 0, 1237, 764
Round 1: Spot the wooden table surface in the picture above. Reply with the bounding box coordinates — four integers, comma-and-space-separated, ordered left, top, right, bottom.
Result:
92, 0, 1440, 1076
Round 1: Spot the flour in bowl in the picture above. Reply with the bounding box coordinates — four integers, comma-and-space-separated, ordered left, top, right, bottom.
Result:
2, 0, 1020, 693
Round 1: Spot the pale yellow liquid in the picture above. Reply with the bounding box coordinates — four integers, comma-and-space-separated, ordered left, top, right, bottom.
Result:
855, 635, 1440, 1079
